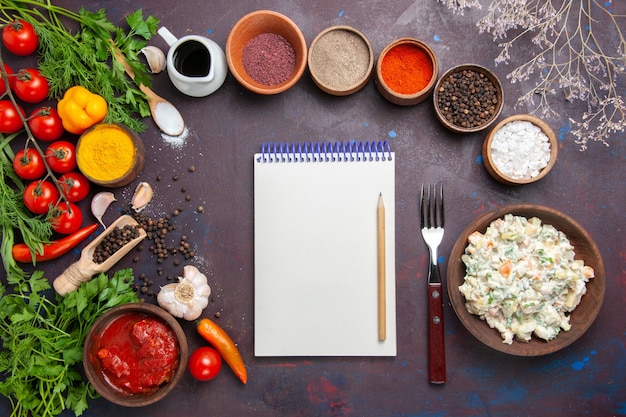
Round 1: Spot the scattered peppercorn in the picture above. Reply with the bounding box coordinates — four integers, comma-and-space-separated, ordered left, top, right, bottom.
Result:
188, 165, 196, 172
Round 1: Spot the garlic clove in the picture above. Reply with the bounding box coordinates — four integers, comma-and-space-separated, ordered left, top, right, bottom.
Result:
91, 191, 116, 229
139, 45, 166, 74
131, 182, 153, 212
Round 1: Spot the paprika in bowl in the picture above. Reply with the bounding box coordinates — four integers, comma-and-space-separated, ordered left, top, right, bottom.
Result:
76, 123, 145, 188
375, 38, 438, 106
83, 303, 188, 407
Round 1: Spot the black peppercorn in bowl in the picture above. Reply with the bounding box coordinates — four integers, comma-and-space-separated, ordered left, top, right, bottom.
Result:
433, 64, 504, 134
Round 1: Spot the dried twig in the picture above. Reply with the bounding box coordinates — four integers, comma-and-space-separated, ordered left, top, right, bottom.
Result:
437, 0, 625, 150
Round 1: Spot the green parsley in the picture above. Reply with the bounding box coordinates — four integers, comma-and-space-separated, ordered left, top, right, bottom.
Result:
0, 269, 140, 417
0, 1, 160, 132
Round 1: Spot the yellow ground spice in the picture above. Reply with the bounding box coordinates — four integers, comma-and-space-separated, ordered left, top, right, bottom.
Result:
77, 124, 136, 181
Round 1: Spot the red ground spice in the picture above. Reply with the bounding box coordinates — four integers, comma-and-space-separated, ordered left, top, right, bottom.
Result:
242, 32, 296, 86
381, 44, 433, 95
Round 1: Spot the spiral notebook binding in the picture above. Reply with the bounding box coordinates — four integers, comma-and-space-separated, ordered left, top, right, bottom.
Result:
258, 141, 392, 163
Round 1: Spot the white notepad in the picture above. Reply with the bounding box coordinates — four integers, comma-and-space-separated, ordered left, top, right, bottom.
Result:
254, 141, 396, 356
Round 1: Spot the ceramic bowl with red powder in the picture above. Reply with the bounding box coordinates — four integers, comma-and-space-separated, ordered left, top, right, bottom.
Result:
226, 10, 307, 95
375, 38, 438, 106
83, 303, 188, 407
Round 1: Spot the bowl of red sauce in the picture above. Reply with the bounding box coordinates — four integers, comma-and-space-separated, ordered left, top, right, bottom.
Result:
83, 303, 188, 407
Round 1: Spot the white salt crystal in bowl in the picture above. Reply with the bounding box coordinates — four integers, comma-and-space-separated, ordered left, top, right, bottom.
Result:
482, 114, 558, 185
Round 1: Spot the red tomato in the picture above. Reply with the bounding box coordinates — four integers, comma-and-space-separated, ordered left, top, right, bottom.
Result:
45, 140, 76, 174
188, 346, 222, 381
49, 202, 83, 235
23, 180, 59, 215
0, 64, 16, 95
0, 100, 25, 133
14, 68, 49, 103
49, 202, 83, 234
28, 107, 64, 141
2, 19, 38, 56
13, 148, 46, 180
58, 172, 90, 202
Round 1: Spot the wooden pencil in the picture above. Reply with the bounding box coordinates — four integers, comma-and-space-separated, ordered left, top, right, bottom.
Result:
377, 193, 386, 341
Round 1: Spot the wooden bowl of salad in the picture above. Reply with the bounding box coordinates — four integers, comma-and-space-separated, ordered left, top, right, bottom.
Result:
447, 204, 605, 356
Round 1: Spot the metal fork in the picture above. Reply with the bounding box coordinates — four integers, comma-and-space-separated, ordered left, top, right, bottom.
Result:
420, 184, 446, 384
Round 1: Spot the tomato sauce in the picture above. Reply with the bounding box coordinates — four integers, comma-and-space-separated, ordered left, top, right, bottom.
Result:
89, 311, 179, 395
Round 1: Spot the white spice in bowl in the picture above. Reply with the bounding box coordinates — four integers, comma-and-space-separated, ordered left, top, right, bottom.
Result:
490, 120, 550, 179
483, 114, 558, 185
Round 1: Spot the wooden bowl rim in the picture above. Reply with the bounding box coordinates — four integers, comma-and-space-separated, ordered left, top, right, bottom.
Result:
225, 10, 307, 95
433, 63, 504, 133
308, 25, 374, 96
76, 123, 145, 188
374, 37, 439, 105
83, 303, 188, 407
446, 204, 605, 356
482, 114, 558, 185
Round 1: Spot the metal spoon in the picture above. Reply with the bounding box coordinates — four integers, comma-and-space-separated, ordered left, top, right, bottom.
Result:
111, 43, 185, 136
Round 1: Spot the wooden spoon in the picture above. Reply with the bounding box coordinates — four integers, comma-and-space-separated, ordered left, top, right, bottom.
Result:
53, 215, 147, 296
111, 42, 185, 137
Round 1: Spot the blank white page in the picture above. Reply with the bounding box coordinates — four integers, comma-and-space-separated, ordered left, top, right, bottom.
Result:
254, 142, 396, 356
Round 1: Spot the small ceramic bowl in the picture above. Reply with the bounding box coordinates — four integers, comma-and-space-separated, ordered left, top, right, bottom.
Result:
374, 38, 438, 106
433, 64, 504, 133
483, 114, 558, 185
76, 123, 145, 188
226, 10, 307, 95
308, 26, 374, 96
83, 303, 188, 407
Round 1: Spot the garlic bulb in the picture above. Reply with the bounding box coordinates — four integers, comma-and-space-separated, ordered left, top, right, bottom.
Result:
139, 46, 166, 73
157, 265, 211, 321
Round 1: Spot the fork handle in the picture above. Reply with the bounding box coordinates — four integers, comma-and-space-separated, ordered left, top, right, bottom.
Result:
428, 280, 446, 384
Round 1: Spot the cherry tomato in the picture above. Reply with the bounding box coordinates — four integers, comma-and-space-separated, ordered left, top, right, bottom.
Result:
0, 100, 25, 133
45, 140, 76, 174
2, 19, 38, 56
58, 172, 90, 203
188, 346, 222, 381
13, 148, 46, 180
0, 64, 16, 96
23, 180, 59, 215
28, 107, 64, 141
49, 202, 83, 235
14, 68, 49, 103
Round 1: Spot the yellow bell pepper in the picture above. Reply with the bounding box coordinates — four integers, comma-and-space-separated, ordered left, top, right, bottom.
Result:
57, 86, 108, 134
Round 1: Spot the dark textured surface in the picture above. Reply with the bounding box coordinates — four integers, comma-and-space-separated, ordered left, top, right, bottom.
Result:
1, 1, 624, 416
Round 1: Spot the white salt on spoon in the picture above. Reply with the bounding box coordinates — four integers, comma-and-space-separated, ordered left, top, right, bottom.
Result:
111, 40, 185, 136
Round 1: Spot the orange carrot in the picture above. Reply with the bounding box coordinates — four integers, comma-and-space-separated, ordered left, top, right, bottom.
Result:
499, 259, 512, 277
197, 318, 247, 384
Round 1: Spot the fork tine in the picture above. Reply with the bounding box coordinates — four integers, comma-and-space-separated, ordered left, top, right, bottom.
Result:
426, 184, 437, 227
421, 184, 445, 229
420, 184, 425, 228
437, 184, 444, 228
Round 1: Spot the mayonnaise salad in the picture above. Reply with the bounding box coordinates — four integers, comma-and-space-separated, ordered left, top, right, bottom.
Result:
459, 214, 594, 344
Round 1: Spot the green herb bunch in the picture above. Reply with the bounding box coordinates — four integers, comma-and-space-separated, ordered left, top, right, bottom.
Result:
0, 0, 160, 133
0, 269, 140, 417
0, 141, 52, 284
